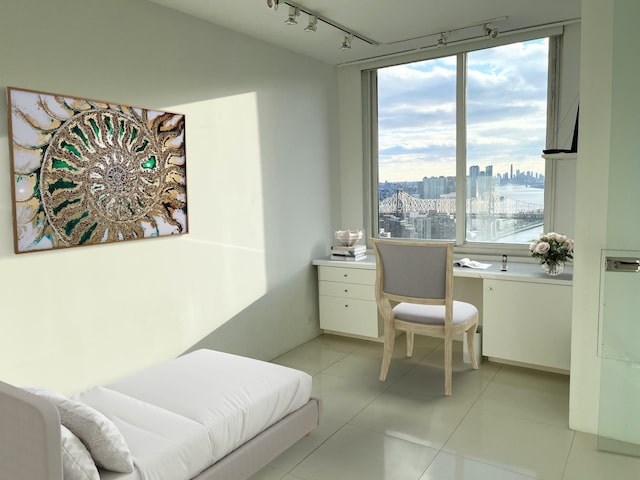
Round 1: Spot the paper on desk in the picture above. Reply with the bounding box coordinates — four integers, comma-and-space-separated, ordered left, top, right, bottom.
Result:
454, 258, 492, 269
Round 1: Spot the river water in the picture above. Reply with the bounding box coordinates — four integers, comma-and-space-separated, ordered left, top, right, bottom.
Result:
494, 184, 544, 206
485, 184, 544, 243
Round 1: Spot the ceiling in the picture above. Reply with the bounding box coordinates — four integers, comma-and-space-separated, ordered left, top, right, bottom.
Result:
146, 0, 581, 65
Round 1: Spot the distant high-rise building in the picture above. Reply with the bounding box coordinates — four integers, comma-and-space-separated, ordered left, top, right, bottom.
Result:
468, 165, 479, 198
422, 175, 455, 199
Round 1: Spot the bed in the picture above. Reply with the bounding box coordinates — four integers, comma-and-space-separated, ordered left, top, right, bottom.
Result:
0, 349, 321, 480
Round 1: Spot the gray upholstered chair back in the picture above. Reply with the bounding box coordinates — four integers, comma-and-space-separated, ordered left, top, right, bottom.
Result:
374, 241, 450, 300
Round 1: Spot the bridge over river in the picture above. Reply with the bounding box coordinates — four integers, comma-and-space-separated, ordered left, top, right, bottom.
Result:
379, 188, 543, 217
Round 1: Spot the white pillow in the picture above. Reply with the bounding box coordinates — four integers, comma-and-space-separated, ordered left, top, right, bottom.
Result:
25, 388, 133, 473
61, 425, 100, 480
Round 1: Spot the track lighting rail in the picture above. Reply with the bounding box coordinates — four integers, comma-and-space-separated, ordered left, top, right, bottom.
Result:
266, 2, 512, 52
268, 0, 379, 45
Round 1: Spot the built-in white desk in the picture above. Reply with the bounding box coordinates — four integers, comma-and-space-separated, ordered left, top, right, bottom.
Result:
312, 256, 573, 373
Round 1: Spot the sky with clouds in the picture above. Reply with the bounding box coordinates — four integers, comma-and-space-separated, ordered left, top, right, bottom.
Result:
377, 39, 549, 182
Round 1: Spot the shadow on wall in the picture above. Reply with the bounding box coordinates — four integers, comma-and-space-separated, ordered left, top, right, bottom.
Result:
185, 263, 322, 361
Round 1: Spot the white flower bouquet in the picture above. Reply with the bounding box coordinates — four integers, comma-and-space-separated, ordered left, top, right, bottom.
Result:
530, 232, 574, 265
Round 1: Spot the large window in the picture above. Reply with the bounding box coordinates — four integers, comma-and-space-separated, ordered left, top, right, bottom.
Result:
375, 38, 550, 246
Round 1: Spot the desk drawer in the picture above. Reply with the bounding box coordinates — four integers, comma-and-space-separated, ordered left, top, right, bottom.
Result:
319, 281, 375, 301
319, 296, 380, 338
318, 266, 375, 285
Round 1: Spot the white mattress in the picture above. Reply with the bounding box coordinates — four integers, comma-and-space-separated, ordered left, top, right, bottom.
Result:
75, 350, 311, 480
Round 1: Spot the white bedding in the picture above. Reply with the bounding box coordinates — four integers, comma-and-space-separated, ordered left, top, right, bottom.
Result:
99, 468, 141, 480
74, 350, 312, 480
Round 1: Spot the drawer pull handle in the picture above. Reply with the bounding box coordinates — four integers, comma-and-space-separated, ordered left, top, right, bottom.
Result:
344, 304, 349, 308
344, 289, 349, 292
343, 274, 348, 277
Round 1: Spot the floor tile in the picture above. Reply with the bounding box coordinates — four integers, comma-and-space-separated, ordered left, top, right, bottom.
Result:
266, 335, 635, 480
272, 340, 352, 375
268, 417, 344, 472
309, 334, 365, 353
489, 365, 570, 396
389, 352, 498, 399
291, 424, 438, 480
321, 346, 417, 384
353, 333, 441, 363
562, 432, 640, 480
472, 365, 570, 428
419, 451, 537, 480
350, 388, 476, 449
310, 372, 388, 422
249, 466, 289, 480
443, 408, 574, 479
419, 340, 500, 378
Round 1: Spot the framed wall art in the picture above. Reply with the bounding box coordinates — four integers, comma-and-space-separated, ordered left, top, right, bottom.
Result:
7, 87, 187, 253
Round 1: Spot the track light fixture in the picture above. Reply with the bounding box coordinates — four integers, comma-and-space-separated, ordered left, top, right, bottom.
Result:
340, 35, 352, 51
484, 25, 499, 38
304, 15, 318, 32
267, 3, 506, 54
266, 0, 378, 49
436, 32, 449, 48
384, 15, 508, 50
285, 6, 299, 25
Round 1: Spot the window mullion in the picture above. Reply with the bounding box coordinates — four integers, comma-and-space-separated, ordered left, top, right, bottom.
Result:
455, 53, 467, 246
363, 70, 378, 239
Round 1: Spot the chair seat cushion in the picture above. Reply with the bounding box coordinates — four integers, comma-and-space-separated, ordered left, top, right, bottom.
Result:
393, 300, 477, 325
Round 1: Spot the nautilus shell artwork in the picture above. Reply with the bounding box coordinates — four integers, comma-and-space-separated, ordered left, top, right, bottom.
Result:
7, 87, 187, 253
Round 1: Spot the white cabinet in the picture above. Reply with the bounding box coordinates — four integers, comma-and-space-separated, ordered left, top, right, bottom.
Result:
483, 279, 572, 371
317, 266, 381, 339
313, 258, 573, 369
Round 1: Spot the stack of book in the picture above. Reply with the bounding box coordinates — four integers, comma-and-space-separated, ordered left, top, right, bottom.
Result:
330, 244, 367, 261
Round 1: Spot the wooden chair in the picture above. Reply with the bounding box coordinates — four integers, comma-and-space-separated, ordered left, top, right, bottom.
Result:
371, 238, 479, 396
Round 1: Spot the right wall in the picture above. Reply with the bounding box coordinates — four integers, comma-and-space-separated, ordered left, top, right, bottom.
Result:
570, 0, 640, 435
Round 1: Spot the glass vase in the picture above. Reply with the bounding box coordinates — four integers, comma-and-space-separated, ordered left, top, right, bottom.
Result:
541, 260, 565, 276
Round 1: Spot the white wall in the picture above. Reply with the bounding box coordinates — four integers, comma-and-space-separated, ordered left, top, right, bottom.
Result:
570, 0, 640, 435
569, 0, 613, 435
0, 0, 337, 394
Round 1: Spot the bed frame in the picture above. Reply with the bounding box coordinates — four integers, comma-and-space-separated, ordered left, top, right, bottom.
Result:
0, 379, 321, 480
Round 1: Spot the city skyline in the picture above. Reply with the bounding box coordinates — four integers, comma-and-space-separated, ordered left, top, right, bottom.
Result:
379, 163, 545, 202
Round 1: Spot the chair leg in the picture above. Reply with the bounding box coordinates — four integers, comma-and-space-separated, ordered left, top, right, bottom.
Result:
379, 320, 395, 382
406, 331, 414, 357
466, 324, 479, 370
444, 336, 453, 396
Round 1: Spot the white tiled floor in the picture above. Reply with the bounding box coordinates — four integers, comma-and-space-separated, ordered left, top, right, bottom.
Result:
252, 334, 640, 480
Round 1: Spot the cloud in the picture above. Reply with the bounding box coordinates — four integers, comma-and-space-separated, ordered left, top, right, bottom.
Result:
377, 38, 549, 181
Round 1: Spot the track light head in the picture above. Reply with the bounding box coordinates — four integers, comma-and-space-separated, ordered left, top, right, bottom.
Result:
436, 32, 448, 48
266, 0, 280, 10
340, 35, 352, 51
484, 25, 499, 38
285, 6, 300, 25
304, 15, 318, 32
